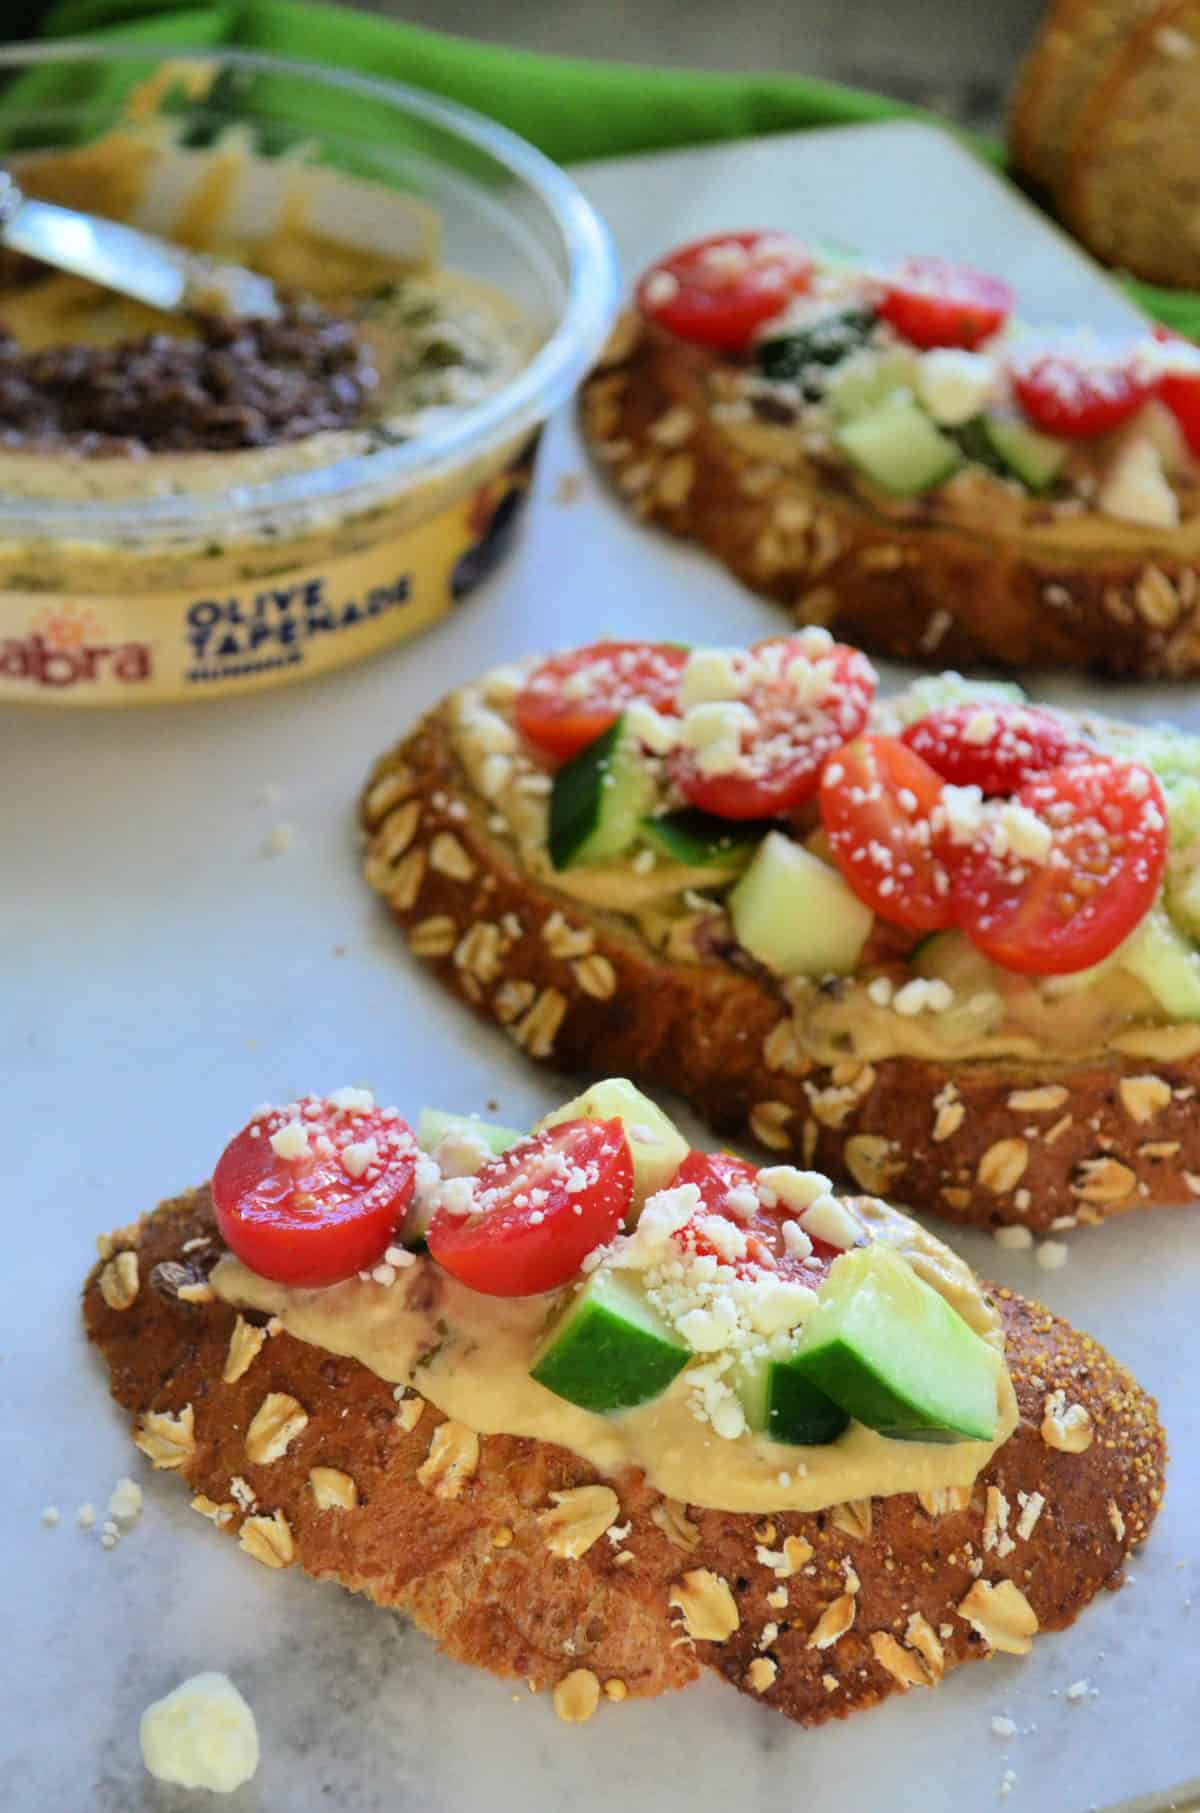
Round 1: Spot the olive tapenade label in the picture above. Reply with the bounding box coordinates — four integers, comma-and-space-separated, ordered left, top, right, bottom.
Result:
0, 450, 534, 706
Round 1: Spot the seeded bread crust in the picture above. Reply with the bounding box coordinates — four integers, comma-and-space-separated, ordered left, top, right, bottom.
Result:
579, 315, 1200, 679
84, 1190, 1165, 1726
1008, 0, 1162, 199
362, 709, 1200, 1234
1010, 0, 1200, 291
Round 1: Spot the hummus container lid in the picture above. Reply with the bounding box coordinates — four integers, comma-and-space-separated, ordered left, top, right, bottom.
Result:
0, 41, 619, 704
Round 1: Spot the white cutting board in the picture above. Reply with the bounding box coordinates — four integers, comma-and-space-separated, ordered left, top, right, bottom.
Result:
2, 122, 1197, 1813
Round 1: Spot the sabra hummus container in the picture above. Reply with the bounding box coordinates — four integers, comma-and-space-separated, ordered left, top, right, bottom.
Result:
0, 42, 617, 705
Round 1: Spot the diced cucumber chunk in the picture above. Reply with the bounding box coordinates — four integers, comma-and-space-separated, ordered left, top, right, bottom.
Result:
793, 1246, 999, 1444
548, 716, 655, 870
531, 1270, 689, 1413
730, 832, 874, 978
834, 390, 962, 495
1118, 906, 1200, 1020
537, 1077, 687, 1209
908, 929, 1007, 1038
828, 347, 919, 423
416, 1109, 524, 1158
978, 413, 1069, 491
405, 1111, 526, 1248
639, 809, 769, 872
736, 1348, 850, 1447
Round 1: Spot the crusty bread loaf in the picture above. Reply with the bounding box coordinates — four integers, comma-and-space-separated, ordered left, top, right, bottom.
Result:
1060, 1, 1200, 288
1009, 0, 1161, 197
361, 709, 1200, 1234
1010, 0, 1200, 289
83, 1186, 1165, 1726
579, 316, 1200, 679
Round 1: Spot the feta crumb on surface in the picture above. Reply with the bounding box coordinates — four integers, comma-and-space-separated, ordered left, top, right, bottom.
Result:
108, 1478, 143, 1522
269, 1119, 310, 1161
990, 1715, 1017, 1739
261, 822, 295, 858
798, 1195, 861, 1250
1036, 1241, 1069, 1271
40, 1506, 60, 1527
866, 975, 894, 1007
994, 1225, 1034, 1251
679, 647, 744, 709
140, 1672, 259, 1794
1065, 1677, 1092, 1702
76, 1503, 96, 1529
892, 977, 954, 1018
757, 1166, 831, 1213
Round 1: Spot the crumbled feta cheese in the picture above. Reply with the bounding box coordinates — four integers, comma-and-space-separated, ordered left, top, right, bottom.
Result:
744, 1276, 818, 1336
327, 1085, 375, 1115
341, 1137, 379, 1180
1098, 436, 1179, 529
1036, 1240, 1069, 1271
624, 699, 679, 754
679, 647, 744, 708
892, 977, 954, 1017
269, 1120, 310, 1161
1065, 1678, 1092, 1703
866, 976, 894, 1007
798, 1196, 861, 1250
993, 1225, 1034, 1251
40, 1506, 60, 1528
140, 1673, 259, 1793
437, 1177, 478, 1218
108, 1478, 143, 1522
757, 1166, 832, 1212
780, 1219, 814, 1261
994, 802, 1052, 863
916, 349, 998, 426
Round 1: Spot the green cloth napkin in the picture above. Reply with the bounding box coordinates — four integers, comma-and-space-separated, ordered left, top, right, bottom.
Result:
36, 0, 1200, 333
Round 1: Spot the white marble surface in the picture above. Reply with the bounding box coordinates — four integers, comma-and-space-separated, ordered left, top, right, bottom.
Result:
3, 125, 1199, 1810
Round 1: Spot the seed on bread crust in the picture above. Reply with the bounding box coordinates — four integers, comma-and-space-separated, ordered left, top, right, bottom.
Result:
98, 1250, 139, 1311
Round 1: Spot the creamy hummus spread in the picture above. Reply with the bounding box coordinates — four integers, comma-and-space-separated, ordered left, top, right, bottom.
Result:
212, 1189, 1015, 1516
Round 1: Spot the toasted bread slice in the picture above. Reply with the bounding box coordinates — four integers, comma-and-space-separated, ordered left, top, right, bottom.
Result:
1059, 1, 1200, 289
580, 316, 1200, 679
361, 710, 1200, 1234
84, 1188, 1165, 1726
1008, 0, 1161, 198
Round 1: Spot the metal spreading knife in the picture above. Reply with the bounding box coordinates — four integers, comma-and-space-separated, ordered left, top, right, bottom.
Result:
0, 168, 279, 318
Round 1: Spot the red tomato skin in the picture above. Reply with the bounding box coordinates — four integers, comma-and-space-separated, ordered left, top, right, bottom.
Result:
952, 760, 1168, 976
670, 1150, 840, 1283
515, 640, 688, 762
212, 1103, 417, 1288
425, 1119, 633, 1297
819, 735, 956, 933
636, 231, 813, 351
671, 639, 876, 820
1010, 352, 1151, 439
878, 257, 1014, 350
901, 703, 1087, 797
1159, 368, 1200, 456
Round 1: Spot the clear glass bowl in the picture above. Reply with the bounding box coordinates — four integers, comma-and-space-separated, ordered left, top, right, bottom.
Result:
0, 41, 619, 703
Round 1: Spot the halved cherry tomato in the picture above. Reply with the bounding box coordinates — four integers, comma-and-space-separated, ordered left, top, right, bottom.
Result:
1010, 349, 1151, 439
819, 735, 955, 932
1152, 328, 1200, 457
425, 1118, 632, 1297
671, 637, 876, 820
952, 760, 1167, 976
878, 256, 1013, 350
671, 1150, 840, 1286
212, 1095, 417, 1288
515, 640, 688, 762
635, 231, 813, 351
901, 702, 1088, 798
